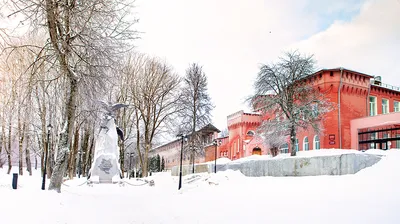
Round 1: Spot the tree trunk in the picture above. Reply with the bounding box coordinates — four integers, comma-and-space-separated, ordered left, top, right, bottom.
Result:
290, 125, 297, 156
47, 135, 54, 178
86, 134, 95, 176
49, 78, 78, 192
68, 126, 79, 179
37, 132, 45, 176
25, 134, 32, 175
18, 133, 24, 176
80, 127, 89, 177
191, 152, 195, 174
119, 141, 125, 176
48, 130, 70, 192
7, 119, 12, 174
41, 150, 44, 176
35, 155, 38, 170
83, 132, 94, 177
0, 121, 5, 168
142, 143, 149, 177
135, 116, 144, 175
38, 89, 47, 177
18, 108, 25, 176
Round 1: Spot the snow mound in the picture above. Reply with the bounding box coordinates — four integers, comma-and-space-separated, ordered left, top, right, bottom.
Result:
363, 149, 400, 156
234, 155, 271, 162
205, 157, 232, 165
272, 149, 362, 159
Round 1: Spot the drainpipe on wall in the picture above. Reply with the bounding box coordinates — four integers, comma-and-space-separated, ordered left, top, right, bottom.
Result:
338, 67, 343, 149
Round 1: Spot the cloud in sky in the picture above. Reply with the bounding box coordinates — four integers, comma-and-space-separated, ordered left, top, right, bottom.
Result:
293, 0, 400, 85
134, 0, 400, 130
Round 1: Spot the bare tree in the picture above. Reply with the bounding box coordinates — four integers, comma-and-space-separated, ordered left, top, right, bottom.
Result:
250, 51, 332, 156
179, 63, 213, 172
129, 55, 181, 177
4, 0, 137, 191
219, 128, 228, 138
113, 54, 144, 175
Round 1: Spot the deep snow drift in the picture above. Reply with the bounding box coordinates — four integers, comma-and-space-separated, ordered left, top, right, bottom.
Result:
1, 149, 400, 224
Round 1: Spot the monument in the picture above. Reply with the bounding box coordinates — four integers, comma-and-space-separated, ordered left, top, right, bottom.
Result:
88, 101, 128, 184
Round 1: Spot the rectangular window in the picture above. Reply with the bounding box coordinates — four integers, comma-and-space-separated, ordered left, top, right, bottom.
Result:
369, 96, 377, 116
382, 133, 389, 150
311, 104, 318, 117
382, 99, 389, 114
394, 101, 400, 112
370, 132, 377, 149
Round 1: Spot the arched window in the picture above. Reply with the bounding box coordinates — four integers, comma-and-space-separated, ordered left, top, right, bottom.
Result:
281, 143, 289, 154
246, 130, 255, 137
303, 137, 309, 151
295, 139, 299, 152
313, 135, 320, 150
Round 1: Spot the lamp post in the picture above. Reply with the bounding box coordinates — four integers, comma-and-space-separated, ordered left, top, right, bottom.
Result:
177, 134, 187, 190
41, 124, 52, 190
213, 139, 221, 174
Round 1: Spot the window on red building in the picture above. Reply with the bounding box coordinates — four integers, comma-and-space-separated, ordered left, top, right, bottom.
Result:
313, 135, 320, 150
281, 143, 288, 153
394, 101, 400, 112
382, 99, 389, 114
369, 96, 377, 116
303, 137, 309, 151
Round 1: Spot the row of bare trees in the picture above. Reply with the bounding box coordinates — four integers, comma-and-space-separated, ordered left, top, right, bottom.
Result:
0, 43, 211, 189
0, 0, 214, 192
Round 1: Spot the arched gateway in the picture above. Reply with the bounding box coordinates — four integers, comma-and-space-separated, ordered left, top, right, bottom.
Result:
252, 147, 262, 155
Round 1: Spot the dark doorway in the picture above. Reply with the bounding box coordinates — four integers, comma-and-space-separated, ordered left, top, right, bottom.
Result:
252, 147, 262, 155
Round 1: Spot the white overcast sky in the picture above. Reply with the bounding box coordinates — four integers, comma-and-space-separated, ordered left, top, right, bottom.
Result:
134, 0, 400, 130
2, 0, 398, 131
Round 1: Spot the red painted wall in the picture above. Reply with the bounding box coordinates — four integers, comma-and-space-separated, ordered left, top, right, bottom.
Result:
220, 68, 400, 156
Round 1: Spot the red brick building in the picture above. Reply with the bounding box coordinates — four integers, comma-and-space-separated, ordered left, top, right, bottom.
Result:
152, 68, 400, 167
210, 68, 400, 161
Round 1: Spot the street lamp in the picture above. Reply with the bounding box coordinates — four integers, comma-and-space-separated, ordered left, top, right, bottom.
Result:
213, 139, 221, 174
177, 133, 187, 190
126, 152, 134, 179
41, 124, 52, 190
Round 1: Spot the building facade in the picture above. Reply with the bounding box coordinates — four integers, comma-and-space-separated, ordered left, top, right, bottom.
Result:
152, 68, 400, 168
149, 124, 220, 170
212, 68, 400, 161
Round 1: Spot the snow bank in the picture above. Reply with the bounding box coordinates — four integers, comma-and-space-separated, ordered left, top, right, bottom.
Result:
234, 154, 271, 162
172, 149, 382, 177
1, 151, 400, 224
204, 157, 232, 164
272, 149, 362, 159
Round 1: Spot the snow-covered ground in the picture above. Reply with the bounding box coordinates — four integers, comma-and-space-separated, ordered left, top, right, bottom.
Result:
1, 150, 400, 224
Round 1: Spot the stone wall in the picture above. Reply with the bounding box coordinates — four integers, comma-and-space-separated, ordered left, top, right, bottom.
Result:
171, 153, 381, 177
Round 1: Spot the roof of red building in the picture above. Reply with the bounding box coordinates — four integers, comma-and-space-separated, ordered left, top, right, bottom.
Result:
313, 67, 374, 78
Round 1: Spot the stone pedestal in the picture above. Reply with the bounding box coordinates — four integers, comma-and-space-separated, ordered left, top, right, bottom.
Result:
89, 117, 122, 183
